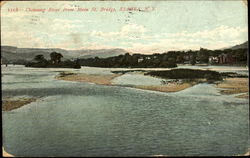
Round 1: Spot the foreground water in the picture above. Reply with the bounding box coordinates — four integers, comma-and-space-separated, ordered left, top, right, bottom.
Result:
2, 65, 249, 156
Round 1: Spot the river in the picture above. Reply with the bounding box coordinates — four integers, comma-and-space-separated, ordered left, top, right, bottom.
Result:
2, 65, 249, 156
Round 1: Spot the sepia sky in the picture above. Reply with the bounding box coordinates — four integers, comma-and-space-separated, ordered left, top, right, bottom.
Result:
1, 1, 248, 53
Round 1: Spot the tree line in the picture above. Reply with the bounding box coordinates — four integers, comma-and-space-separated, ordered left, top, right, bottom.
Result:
25, 52, 81, 69
22, 47, 248, 69
76, 47, 248, 68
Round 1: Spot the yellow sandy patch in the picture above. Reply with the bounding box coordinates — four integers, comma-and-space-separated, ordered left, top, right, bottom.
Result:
56, 73, 121, 85
236, 148, 250, 156
2, 98, 37, 111
216, 78, 249, 96
236, 93, 249, 99
2, 147, 14, 157
244, 151, 250, 156
136, 82, 194, 92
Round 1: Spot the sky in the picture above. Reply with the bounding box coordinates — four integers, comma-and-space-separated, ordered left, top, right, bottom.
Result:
1, 1, 248, 54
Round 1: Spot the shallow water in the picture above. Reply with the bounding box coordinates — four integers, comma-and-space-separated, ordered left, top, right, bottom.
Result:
111, 73, 164, 86
2, 65, 249, 156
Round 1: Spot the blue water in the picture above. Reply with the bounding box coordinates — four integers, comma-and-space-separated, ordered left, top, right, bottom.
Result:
2, 65, 249, 156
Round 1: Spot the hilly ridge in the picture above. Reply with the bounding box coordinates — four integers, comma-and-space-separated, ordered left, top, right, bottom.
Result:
1, 46, 128, 64
1, 41, 248, 64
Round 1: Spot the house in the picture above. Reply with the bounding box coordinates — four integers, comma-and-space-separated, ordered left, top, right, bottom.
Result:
218, 53, 236, 64
208, 56, 219, 64
138, 58, 144, 63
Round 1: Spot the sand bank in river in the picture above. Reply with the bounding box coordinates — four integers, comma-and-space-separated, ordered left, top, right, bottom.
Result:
56, 72, 198, 93
2, 97, 37, 111
135, 82, 195, 92
56, 72, 248, 97
56, 72, 121, 85
216, 78, 249, 99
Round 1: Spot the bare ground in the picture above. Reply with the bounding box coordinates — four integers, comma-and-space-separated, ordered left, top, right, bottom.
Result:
56, 73, 121, 85
216, 78, 249, 98
135, 82, 195, 92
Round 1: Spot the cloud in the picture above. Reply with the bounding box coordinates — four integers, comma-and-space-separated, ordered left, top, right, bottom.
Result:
91, 24, 147, 40
164, 25, 247, 41
125, 25, 248, 53
1, 19, 247, 53
1, 31, 50, 48
77, 42, 116, 50
126, 39, 199, 54
89, 25, 247, 53
52, 40, 116, 50
120, 24, 147, 35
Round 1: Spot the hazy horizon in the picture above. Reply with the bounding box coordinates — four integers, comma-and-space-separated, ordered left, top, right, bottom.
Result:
1, 40, 248, 55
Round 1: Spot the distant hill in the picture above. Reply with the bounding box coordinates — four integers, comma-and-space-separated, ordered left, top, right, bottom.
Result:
1, 46, 70, 64
230, 41, 248, 50
69, 48, 127, 59
1, 46, 127, 64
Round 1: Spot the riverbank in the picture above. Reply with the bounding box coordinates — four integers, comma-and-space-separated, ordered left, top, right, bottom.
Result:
216, 78, 249, 99
2, 97, 37, 111
2, 147, 14, 157
236, 148, 250, 156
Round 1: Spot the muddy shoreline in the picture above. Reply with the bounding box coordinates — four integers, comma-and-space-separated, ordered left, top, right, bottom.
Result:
2, 97, 37, 111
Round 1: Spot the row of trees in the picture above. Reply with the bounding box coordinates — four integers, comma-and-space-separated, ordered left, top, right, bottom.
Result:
33, 52, 63, 64
25, 47, 248, 69
76, 47, 248, 68
26, 52, 81, 69
77, 53, 177, 68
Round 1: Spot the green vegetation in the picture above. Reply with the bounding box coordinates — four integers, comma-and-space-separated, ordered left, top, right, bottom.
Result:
77, 52, 178, 68
220, 72, 248, 78
111, 70, 147, 74
145, 69, 223, 82
58, 72, 76, 77
76, 47, 248, 68
2, 42, 247, 68
21, 44, 247, 68
25, 52, 81, 69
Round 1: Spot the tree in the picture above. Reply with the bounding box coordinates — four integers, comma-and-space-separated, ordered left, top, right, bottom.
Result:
50, 52, 63, 64
190, 52, 197, 65
34, 54, 46, 62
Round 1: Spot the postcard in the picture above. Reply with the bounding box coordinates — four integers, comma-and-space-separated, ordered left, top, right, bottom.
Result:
1, 0, 249, 157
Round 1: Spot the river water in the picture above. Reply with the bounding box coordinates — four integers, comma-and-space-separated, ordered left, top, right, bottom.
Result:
2, 65, 249, 156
